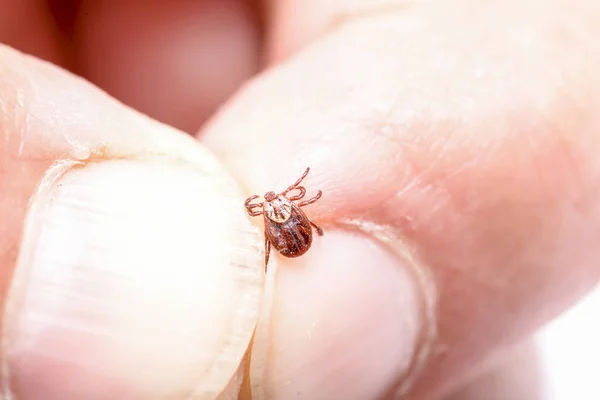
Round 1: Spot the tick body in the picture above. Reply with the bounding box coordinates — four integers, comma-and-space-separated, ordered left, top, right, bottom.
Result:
244, 167, 323, 270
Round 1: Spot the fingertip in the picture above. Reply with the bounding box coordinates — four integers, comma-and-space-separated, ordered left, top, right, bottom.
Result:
3, 159, 264, 400
0, 45, 265, 399
256, 229, 429, 400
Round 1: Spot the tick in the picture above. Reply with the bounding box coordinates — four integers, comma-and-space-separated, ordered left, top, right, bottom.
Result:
244, 167, 324, 270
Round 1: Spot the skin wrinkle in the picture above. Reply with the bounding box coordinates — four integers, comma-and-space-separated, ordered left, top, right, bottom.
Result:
0, 58, 27, 160
0, 52, 91, 163
328, 1, 413, 28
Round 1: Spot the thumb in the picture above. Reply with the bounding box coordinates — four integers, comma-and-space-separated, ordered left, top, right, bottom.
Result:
0, 46, 263, 399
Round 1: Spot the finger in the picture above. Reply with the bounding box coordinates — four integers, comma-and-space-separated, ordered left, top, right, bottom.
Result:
200, 0, 600, 398
72, 0, 261, 134
0, 0, 67, 67
0, 45, 263, 399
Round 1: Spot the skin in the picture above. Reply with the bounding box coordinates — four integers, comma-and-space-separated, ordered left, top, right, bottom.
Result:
1, 0, 600, 399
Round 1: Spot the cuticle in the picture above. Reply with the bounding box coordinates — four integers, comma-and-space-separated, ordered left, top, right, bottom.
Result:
335, 217, 438, 398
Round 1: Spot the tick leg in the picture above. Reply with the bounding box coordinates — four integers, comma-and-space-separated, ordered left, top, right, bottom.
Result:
246, 203, 263, 216
298, 190, 322, 207
245, 195, 264, 216
282, 167, 310, 195
287, 186, 306, 201
248, 208, 263, 216
264, 237, 271, 272
310, 220, 324, 236
245, 194, 260, 207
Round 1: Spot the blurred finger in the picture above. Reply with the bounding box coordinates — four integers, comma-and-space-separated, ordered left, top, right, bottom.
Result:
73, 0, 261, 133
0, 0, 67, 66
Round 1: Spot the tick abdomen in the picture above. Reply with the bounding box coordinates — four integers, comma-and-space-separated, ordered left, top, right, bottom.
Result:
265, 207, 312, 257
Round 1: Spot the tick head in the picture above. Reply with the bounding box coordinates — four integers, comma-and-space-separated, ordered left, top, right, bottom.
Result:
264, 193, 293, 223
264, 191, 277, 202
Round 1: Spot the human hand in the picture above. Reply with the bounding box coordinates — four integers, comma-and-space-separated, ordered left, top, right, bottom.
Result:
1, 1, 599, 399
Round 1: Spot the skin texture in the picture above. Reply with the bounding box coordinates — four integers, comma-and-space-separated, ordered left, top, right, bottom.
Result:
0, 0, 600, 399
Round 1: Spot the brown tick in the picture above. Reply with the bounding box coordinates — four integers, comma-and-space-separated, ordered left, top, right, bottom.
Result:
244, 167, 323, 270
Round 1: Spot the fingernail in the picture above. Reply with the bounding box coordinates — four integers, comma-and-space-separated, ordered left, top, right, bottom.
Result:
2, 159, 264, 400
262, 228, 433, 399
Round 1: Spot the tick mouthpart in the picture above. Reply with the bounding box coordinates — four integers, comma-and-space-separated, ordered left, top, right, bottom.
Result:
264, 191, 277, 202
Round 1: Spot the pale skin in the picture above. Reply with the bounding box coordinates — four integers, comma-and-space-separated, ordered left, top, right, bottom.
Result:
1, 1, 600, 399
